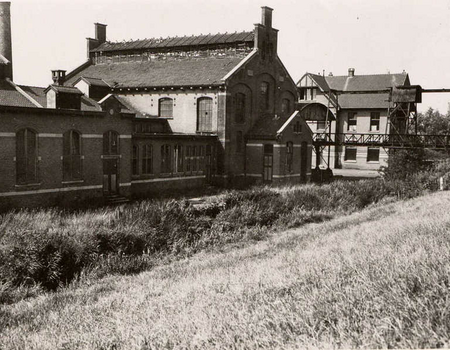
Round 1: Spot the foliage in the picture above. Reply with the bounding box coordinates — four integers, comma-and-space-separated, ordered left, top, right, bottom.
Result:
1, 165, 449, 301
417, 107, 450, 135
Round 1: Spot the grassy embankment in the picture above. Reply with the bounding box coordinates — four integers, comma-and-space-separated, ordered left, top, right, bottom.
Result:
1, 187, 450, 348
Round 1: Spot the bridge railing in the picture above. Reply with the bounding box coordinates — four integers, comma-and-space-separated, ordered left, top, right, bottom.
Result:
313, 133, 450, 149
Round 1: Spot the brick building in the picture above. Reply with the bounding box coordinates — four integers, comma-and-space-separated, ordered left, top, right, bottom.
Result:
297, 69, 410, 171
0, 4, 313, 209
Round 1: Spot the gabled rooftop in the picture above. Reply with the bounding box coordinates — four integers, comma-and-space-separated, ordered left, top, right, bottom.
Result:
325, 72, 409, 92
65, 56, 244, 88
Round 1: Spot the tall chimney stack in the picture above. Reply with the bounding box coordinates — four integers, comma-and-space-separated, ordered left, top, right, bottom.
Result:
261, 6, 273, 28
0, 2, 13, 80
95, 23, 107, 44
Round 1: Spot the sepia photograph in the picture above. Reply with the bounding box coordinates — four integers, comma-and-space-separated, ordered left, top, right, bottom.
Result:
1, 0, 450, 348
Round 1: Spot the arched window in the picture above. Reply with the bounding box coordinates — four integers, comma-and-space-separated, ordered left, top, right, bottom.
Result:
281, 98, 291, 115
161, 144, 171, 174
16, 128, 38, 184
235, 92, 246, 123
286, 142, 293, 173
63, 130, 82, 181
103, 130, 119, 155
142, 144, 153, 174
197, 97, 213, 132
159, 98, 173, 118
260, 82, 269, 111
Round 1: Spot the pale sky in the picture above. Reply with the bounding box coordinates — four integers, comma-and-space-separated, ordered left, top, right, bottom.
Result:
7, 0, 450, 113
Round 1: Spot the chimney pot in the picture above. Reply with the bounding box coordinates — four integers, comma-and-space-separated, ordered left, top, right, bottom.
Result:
348, 68, 355, 77
52, 70, 66, 86
261, 6, 273, 28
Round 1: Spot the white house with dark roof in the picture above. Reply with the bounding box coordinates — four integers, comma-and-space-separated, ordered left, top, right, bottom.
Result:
297, 68, 411, 172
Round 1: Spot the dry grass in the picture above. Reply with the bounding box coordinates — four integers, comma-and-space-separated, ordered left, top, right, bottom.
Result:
1, 190, 450, 349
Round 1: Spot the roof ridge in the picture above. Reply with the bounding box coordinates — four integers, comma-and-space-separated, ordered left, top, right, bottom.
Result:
327, 72, 407, 78
17, 84, 46, 89
6, 79, 43, 108
104, 30, 253, 46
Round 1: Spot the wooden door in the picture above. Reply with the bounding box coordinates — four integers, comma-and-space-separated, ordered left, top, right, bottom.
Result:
103, 158, 119, 194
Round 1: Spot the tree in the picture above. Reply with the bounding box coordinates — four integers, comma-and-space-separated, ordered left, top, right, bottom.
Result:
416, 108, 450, 135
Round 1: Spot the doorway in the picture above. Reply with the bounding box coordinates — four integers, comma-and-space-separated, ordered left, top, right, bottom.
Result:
263, 144, 273, 183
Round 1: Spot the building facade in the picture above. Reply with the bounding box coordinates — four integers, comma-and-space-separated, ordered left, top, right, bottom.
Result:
297, 68, 410, 171
0, 4, 313, 210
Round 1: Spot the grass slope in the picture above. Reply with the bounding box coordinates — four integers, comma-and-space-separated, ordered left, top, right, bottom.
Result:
1, 191, 450, 349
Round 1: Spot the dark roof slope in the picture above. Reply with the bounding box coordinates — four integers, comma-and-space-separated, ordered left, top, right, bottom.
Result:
91, 31, 254, 53
17, 85, 47, 107
325, 73, 409, 91
338, 93, 390, 109
247, 114, 288, 139
0, 80, 36, 107
308, 74, 330, 91
65, 56, 243, 88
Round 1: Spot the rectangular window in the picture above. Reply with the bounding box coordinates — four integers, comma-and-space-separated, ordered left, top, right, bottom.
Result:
236, 131, 243, 153
286, 142, 293, 173
370, 112, 380, 132
293, 121, 302, 133
161, 145, 171, 174
159, 98, 173, 118
192, 146, 198, 172
132, 145, 139, 176
174, 145, 184, 173
142, 144, 153, 174
348, 112, 357, 132
317, 120, 326, 130
299, 88, 306, 100
235, 93, 246, 123
345, 147, 357, 161
185, 146, 191, 173
260, 82, 269, 111
16, 129, 38, 184
199, 145, 205, 171
367, 147, 380, 162
63, 130, 82, 181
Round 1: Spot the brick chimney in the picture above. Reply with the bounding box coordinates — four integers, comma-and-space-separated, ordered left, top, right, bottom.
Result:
87, 23, 107, 59
52, 70, 66, 86
261, 6, 273, 28
254, 6, 278, 60
0, 1, 13, 80
348, 68, 355, 77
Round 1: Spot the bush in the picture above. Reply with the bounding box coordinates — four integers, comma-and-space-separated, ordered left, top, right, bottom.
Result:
2, 163, 449, 300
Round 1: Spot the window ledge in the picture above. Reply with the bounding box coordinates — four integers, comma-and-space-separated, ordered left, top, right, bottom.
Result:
159, 173, 173, 178
344, 160, 357, 163
15, 183, 42, 190
367, 161, 380, 164
62, 180, 84, 185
